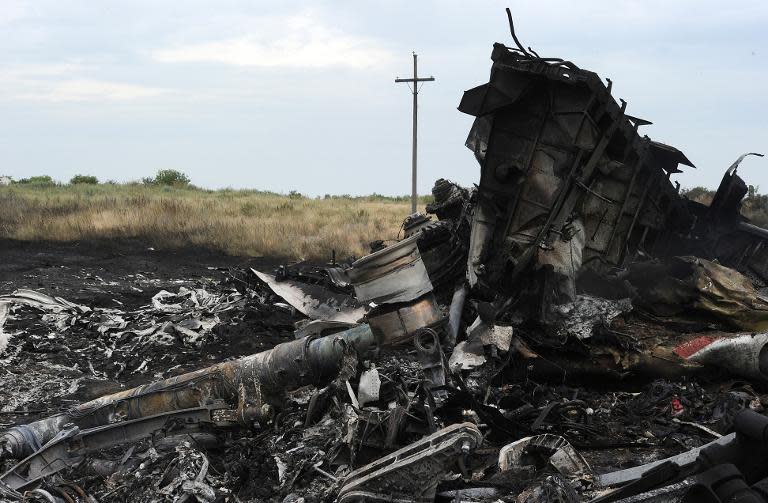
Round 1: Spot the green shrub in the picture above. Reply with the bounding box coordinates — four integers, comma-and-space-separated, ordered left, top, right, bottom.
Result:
70, 174, 98, 185
16, 175, 55, 186
146, 169, 191, 186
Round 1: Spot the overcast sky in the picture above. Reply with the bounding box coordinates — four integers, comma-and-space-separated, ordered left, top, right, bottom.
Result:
1, 1, 765, 195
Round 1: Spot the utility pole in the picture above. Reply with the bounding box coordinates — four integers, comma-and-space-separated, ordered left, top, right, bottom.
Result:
396, 53, 435, 214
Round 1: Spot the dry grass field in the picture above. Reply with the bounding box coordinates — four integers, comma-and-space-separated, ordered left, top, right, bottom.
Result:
7, 182, 764, 262
0, 184, 425, 260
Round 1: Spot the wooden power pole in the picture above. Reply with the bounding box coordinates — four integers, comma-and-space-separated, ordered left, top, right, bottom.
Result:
396, 53, 435, 214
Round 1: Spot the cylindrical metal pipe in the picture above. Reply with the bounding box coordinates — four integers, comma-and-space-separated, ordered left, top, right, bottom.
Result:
446, 284, 468, 346
0, 324, 376, 460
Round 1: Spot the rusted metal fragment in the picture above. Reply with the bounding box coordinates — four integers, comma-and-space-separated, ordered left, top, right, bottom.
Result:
367, 294, 442, 346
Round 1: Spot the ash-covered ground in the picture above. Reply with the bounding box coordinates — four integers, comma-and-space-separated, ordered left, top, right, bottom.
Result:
1, 238, 763, 502
0, 239, 297, 501
0, 238, 289, 410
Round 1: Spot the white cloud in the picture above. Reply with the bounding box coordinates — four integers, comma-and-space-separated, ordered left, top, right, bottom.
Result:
0, 64, 168, 102
0, 0, 27, 25
3, 62, 86, 77
152, 12, 394, 69
19, 79, 167, 102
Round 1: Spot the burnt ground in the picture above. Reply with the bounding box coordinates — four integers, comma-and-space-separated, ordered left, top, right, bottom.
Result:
0, 237, 271, 309
0, 238, 295, 424
0, 239, 765, 502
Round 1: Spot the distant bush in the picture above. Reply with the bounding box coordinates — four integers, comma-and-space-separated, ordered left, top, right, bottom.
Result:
681, 186, 714, 204
145, 169, 191, 186
288, 190, 303, 199
70, 174, 98, 185
682, 184, 768, 228
744, 185, 768, 227
16, 175, 55, 186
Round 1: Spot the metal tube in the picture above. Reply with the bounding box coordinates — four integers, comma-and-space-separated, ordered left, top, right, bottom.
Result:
0, 324, 376, 460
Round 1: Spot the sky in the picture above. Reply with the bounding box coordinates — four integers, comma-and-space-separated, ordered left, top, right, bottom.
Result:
0, 1, 766, 196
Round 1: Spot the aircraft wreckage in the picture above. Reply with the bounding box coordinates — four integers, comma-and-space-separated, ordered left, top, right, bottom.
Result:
2, 12, 768, 503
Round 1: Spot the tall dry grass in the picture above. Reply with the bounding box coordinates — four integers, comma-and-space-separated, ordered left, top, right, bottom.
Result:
0, 184, 427, 260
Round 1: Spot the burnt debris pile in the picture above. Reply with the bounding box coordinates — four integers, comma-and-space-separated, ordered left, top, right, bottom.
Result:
2, 17, 768, 503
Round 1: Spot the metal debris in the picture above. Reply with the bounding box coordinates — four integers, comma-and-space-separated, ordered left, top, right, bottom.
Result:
252, 268, 365, 323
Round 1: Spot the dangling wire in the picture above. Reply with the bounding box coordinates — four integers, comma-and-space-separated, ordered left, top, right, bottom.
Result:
506, 8, 531, 57
504, 8, 581, 71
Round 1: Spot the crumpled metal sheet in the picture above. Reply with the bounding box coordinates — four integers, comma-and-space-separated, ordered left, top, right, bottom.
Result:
628, 256, 768, 330
0, 289, 91, 315
448, 340, 487, 371
498, 433, 592, 480
0, 285, 242, 373
0, 289, 93, 337
552, 295, 633, 340
151, 287, 239, 314
449, 318, 515, 371
464, 317, 515, 351
252, 269, 364, 323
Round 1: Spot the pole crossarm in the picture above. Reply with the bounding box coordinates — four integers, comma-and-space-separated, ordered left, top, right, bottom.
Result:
395, 77, 436, 83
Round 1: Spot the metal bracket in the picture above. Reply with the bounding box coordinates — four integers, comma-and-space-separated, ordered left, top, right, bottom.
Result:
338, 422, 482, 503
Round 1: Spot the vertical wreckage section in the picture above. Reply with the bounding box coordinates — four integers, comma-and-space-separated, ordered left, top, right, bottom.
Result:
458, 43, 695, 314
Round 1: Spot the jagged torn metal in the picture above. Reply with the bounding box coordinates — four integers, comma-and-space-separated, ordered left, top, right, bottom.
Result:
252, 269, 365, 323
